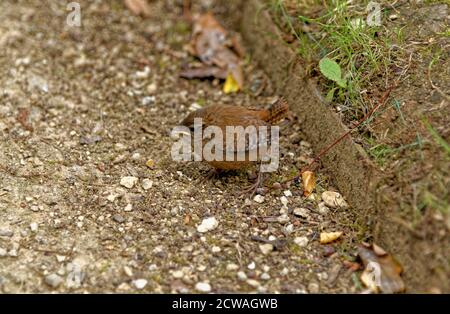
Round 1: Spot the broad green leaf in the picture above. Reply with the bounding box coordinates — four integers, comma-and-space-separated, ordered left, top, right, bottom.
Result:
336, 78, 347, 88
319, 58, 346, 88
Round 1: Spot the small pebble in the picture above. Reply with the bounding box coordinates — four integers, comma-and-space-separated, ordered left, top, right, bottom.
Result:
0, 229, 13, 237
318, 202, 329, 215
259, 243, 274, 255
211, 246, 221, 253
197, 217, 219, 233
195, 282, 211, 293
120, 176, 138, 189
260, 273, 271, 280
0, 248, 7, 257
237, 271, 247, 281
389, 14, 398, 20
293, 207, 310, 218
284, 224, 294, 234
123, 266, 133, 277
172, 270, 184, 279
142, 179, 153, 190
113, 214, 125, 223
133, 279, 148, 290
277, 214, 290, 224
142, 96, 155, 106
280, 196, 288, 207
247, 262, 256, 270
283, 190, 292, 197
294, 236, 309, 248
124, 203, 133, 212
321, 191, 348, 208
45, 274, 63, 288
226, 263, 239, 271
30, 222, 38, 232
246, 279, 260, 287
253, 195, 265, 203
272, 182, 282, 190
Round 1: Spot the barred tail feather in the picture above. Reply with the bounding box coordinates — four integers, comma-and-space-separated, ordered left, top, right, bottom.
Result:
266, 98, 289, 124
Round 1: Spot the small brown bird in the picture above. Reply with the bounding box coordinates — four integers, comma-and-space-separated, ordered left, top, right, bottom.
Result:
181, 98, 289, 193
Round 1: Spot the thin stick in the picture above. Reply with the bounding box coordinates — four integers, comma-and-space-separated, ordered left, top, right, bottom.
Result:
281, 82, 398, 184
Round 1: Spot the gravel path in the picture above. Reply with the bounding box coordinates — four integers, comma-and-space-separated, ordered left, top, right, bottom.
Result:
0, 0, 363, 293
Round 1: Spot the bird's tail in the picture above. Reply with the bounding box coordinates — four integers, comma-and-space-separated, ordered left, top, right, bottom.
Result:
266, 98, 289, 124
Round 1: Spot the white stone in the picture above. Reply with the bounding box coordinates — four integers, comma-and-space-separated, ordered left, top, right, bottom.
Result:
142, 179, 153, 190
321, 191, 348, 208
120, 176, 138, 189
247, 279, 260, 287
226, 263, 239, 271
293, 207, 310, 218
237, 271, 247, 281
247, 262, 256, 270
123, 266, 133, 277
284, 224, 294, 234
0, 247, 7, 257
133, 279, 148, 290
107, 194, 118, 202
283, 190, 292, 197
259, 243, 274, 255
261, 273, 271, 280
318, 202, 329, 215
253, 195, 265, 203
172, 270, 184, 279
277, 214, 290, 224
211, 246, 221, 253
280, 196, 288, 207
45, 274, 63, 288
197, 217, 219, 233
30, 222, 38, 232
147, 83, 157, 94
124, 203, 133, 212
294, 236, 309, 248
195, 282, 211, 293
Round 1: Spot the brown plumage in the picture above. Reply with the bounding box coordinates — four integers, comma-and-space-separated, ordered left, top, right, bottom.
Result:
181, 98, 289, 171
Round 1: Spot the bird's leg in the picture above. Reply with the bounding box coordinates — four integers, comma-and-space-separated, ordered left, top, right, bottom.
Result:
241, 163, 265, 198
197, 168, 222, 184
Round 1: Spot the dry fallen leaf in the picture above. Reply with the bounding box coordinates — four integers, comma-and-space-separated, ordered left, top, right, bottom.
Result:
223, 72, 240, 93
124, 0, 151, 17
146, 159, 155, 168
358, 243, 405, 294
320, 231, 343, 244
182, 12, 244, 91
184, 214, 192, 225
179, 65, 227, 80
302, 171, 316, 197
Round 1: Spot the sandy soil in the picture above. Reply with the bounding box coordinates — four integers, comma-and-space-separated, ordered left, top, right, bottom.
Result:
0, 0, 364, 293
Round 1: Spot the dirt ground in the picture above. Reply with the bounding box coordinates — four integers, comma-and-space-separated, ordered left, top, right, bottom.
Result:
0, 0, 367, 293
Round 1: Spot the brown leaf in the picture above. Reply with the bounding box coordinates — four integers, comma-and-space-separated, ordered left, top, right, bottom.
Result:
179, 65, 227, 80
124, 0, 151, 17
358, 243, 405, 293
185, 12, 244, 88
302, 171, 316, 197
